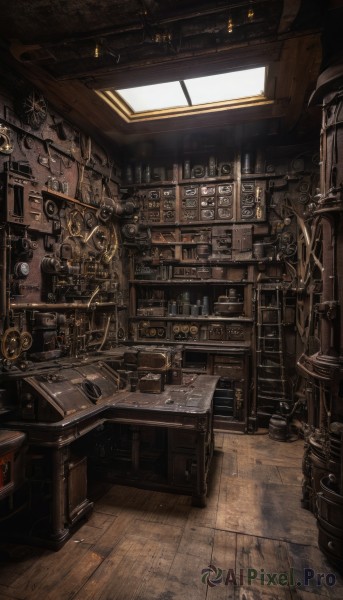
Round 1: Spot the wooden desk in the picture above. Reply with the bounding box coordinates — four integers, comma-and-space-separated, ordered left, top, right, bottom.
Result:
2, 373, 217, 547
105, 374, 218, 507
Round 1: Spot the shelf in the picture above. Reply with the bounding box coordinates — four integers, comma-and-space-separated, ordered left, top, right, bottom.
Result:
179, 220, 234, 226
130, 316, 253, 322
0, 408, 14, 415
130, 279, 253, 284
122, 180, 177, 188
42, 187, 99, 210
180, 176, 234, 184
139, 221, 181, 228
140, 219, 268, 227
126, 339, 251, 348
155, 242, 202, 246
133, 254, 277, 266
241, 172, 282, 179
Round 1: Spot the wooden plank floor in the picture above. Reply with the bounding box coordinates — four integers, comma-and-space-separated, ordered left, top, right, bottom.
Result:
1, 432, 342, 600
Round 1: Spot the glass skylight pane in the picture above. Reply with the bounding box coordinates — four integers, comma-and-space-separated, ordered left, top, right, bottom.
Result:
116, 81, 188, 112
184, 67, 265, 105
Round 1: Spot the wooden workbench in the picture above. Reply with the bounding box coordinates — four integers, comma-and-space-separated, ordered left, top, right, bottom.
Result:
104, 374, 218, 507
1, 373, 218, 548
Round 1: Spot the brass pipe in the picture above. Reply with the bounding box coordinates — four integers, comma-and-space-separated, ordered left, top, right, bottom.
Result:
0, 229, 8, 319
98, 315, 111, 351
10, 301, 118, 311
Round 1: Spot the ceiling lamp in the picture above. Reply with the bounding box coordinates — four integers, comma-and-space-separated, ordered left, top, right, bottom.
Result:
151, 31, 172, 44
227, 16, 234, 33
247, 1, 255, 21
94, 42, 101, 59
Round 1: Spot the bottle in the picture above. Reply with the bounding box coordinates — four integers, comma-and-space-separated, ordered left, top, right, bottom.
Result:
134, 164, 142, 184
241, 152, 253, 174
126, 165, 133, 184
184, 160, 191, 179
209, 155, 216, 177
144, 164, 151, 183
202, 296, 209, 316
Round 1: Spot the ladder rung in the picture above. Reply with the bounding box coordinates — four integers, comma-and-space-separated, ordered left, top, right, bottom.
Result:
258, 393, 286, 398
257, 366, 284, 371
258, 378, 286, 383
256, 348, 282, 354
257, 283, 282, 289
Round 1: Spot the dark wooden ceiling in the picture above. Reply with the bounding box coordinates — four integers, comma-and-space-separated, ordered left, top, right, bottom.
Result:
0, 0, 328, 154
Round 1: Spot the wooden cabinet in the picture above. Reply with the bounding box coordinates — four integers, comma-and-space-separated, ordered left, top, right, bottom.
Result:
122, 147, 315, 430
124, 161, 265, 431
0, 430, 27, 501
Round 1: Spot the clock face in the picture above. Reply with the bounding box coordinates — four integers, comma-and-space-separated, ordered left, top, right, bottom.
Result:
19, 89, 48, 130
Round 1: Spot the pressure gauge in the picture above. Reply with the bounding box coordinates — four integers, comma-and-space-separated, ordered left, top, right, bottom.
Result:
14, 262, 30, 278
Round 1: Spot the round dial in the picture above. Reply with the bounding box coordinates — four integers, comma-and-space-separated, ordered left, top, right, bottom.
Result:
93, 225, 110, 251
20, 331, 33, 351
14, 261, 30, 278
44, 199, 58, 218
189, 325, 199, 336
84, 210, 98, 229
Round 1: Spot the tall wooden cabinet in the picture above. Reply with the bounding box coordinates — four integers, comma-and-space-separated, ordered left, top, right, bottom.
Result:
122, 148, 316, 431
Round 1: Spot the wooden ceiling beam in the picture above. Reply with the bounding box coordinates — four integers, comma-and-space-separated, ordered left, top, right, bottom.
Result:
82, 40, 283, 90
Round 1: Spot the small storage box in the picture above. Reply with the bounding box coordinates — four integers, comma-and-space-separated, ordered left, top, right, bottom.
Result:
139, 373, 164, 394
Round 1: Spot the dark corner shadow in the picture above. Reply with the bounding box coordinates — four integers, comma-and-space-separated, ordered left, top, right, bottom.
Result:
206, 449, 223, 498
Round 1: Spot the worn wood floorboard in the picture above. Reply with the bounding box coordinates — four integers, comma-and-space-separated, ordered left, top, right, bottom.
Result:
235, 588, 293, 599
177, 522, 214, 559
290, 593, 333, 600
216, 478, 318, 545
187, 451, 223, 531
277, 466, 303, 486
0, 585, 24, 600
206, 529, 237, 600
237, 463, 283, 484
286, 542, 342, 599
1, 540, 102, 600
0, 433, 342, 600
0, 545, 47, 588
73, 536, 175, 600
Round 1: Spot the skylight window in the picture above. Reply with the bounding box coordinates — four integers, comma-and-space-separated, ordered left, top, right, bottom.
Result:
184, 67, 265, 105
116, 67, 265, 114
117, 81, 189, 112
97, 66, 269, 122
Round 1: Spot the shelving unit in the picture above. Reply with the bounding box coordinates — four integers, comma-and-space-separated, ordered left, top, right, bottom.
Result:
122, 148, 307, 431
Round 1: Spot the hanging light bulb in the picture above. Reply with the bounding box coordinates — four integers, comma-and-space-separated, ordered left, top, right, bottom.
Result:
94, 42, 101, 59
227, 16, 233, 33
247, 2, 254, 21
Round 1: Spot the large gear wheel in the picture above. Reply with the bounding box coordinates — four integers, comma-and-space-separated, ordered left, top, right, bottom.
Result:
67, 209, 84, 237
1, 328, 22, 361
20, 331, 33, 352
18, 89, 48, 130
